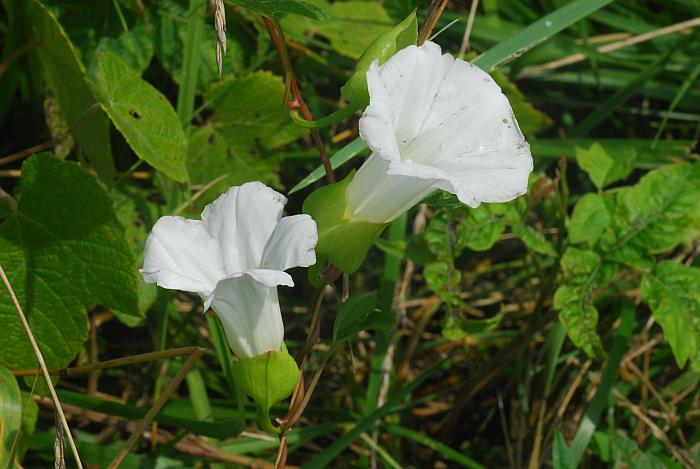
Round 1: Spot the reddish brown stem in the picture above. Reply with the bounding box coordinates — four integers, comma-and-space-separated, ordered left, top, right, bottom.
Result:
261, 16, 335, 184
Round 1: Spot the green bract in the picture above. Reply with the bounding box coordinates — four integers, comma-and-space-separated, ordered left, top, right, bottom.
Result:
303, 171, 387, 278
231, 348, 300, 433
340, 10, 417, 106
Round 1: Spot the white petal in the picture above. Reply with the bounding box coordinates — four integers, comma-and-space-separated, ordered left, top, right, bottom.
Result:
261, 215, 318, 271
202, 181, 287, 273
353, 40, 533, 217
141, 216, 225, 298
209, 270, 288, 358
346, 153, 437, 223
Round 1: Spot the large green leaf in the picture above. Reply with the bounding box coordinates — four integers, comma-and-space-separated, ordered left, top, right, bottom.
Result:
207, 72, 308, 154
601, 163, 700, 269
23, 0, 114, 181
0, 365, 21, 468
0, 154, 140, 370
553, 247, 613, 358
641, 261, 700, 370
91, 50, 189, 182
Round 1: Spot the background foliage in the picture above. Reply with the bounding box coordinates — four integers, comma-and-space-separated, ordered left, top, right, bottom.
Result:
1, 0, 699, 467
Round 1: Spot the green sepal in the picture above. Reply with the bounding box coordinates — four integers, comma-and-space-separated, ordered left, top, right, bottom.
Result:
230, 347, 300, 434
340, 10, 417, 106
303, 171, 387, 275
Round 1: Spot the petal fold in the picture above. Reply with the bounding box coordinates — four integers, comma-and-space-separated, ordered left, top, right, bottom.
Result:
141, 216, 224, 298
261, 215, 318, 271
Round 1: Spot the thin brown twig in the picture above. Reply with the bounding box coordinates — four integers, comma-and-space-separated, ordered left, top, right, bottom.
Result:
262, 17, 335, 184
458, 0, 480, 58
107, 347, 205, 468
418, 0, 450, 45
0, 103, 101, 166
0, 263, 84, 469
12, 346, 202, 377
0, 38, 38, 78
518, 17, 700, 78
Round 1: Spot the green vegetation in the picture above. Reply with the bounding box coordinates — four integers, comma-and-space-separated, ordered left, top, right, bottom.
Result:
1, 0, 699, 467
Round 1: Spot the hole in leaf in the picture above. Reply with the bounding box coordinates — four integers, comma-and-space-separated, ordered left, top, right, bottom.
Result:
129, 109, 142, 120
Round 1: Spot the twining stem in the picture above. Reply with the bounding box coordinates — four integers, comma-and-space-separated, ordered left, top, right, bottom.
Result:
0, 263, 84, 469
261, 17, 335, 184
12, 346, 203, 377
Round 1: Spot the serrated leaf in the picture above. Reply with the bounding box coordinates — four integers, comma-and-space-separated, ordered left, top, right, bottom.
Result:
601, 163, 700, 269
333, 292, 394, 344
641, 261, 700, 370
0, 365, 21, 468
575, 143, 635, 190
569, 193, 610, 246
424, 261, 462, 305
456, 205, 506, 252
91, 50, 189, 182
207, 72, 308, 154
0, 154, 139, 370
553, 247, 607, 358
23, 0, 114, 180
513, 225, 557, 256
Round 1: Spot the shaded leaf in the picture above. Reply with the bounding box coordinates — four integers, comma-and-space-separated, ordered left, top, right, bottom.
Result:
24, 0, 114, 180
0, 155, 139, 370
456, 205, 506, 252
235, 0, 329, 20
333, 292, 394, 344
513, 224, 557, 256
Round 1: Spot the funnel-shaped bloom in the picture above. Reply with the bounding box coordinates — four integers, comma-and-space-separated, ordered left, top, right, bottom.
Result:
346, 41, 533, 223
141, 182, 317, 358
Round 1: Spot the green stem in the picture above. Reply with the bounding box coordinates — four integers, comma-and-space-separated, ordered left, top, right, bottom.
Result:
289, 103, 361, 129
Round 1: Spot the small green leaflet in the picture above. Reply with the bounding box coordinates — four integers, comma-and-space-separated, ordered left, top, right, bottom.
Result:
553, 247, 614, 359
233, 0, 329, 20
575, 143, 635, 190
569, 193, 610, 247
0, 155, 140, 370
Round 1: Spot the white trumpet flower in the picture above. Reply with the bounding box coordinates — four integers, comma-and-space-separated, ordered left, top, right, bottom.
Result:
346, 41, 533, 224
141, 182, 317, 358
